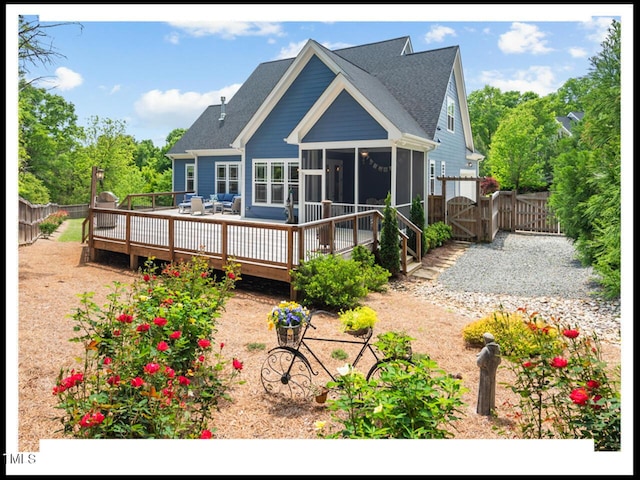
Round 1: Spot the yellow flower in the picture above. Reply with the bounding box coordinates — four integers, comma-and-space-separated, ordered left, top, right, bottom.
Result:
314, 421, 326, 430
373, 404, 383, 414
138, 295, 148, 301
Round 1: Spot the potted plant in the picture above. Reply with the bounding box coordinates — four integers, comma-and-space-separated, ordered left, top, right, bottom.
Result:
339, 306, 378, 338
374, 331, 414, 360
267, 301, 310, 347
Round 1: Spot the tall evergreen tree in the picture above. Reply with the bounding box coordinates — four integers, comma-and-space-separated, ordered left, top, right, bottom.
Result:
379, 192, 400, 276
408, 195, 426, 257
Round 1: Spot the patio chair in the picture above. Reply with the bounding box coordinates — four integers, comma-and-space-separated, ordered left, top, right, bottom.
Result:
225, 196, 241, 215
190, 197, 206, 216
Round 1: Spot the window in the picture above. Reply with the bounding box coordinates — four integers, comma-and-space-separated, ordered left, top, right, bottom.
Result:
186, 164, 195, 192
429, 159, 436, 194
447, 96, 455, 132
216, 163, 239, 194
253, 159, 299, 205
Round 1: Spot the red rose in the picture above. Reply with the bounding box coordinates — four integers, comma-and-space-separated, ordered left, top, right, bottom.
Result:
522, 361, 534, 369
232, 358, 243, 371
103, 357, 113, 365
107, 375, 121, 386
143, 274, 151, 282
153, 317, 168, 327
563, 329, 580, 339
80, 411, 105, 428
169, 331, 181, 340
113, 329, 121, 337
198, 355, 205, 362
136, 323, 150, 332
164, 366, 175, 378
586, 380, 600, 390
200, 429, 212, 439
131, 377, 144, 387
198, 339, 211, 348
144, 363, 161, 374
157, 341, 169, 352
570, 388, 589, 405
227, 272, 235, 280
220, 342, 225, 349
201, 272, 208, 278
550, 357, 568, 368
117, 313, 133, 323
178, 375, 190, 386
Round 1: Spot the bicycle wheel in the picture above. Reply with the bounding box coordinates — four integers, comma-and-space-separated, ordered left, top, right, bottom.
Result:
261, 347, 314, 399
366, 357, 414, 385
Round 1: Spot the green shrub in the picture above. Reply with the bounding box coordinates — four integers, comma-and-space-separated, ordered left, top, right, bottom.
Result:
351, 245, 391, 292
461, 309, 537, 357
319, 357, 467, 439
373, 330, 414, 359
378, 192, 400, 276
499, 308, 620, 451
291, 253, 368, 310
246, 342, 266, 351
38, 220, 59, 237
425, 221, 452, 247
52, 255, 245, 439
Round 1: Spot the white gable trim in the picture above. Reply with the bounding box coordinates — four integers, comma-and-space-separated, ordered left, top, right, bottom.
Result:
284, 74, 402, 144
230, 40, 343, 150
452, 49, 476, 155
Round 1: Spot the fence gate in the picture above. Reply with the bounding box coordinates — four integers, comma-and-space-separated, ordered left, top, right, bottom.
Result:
447, 196, 478, 241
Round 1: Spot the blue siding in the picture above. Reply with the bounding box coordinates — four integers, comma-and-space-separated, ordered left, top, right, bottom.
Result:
244, 54, 335, 219
429, 73, 467, 196
173, 159, 193, 192
303, 90, 387, 142
196, 155, 240, 199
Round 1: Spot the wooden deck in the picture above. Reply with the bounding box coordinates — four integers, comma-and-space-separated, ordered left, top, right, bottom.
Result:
85, 206, 383, 293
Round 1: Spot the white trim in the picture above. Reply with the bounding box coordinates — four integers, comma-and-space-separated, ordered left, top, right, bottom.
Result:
452, 49, 476, 155
231, 40, 344, 150
285, 74, 403, 144
252, 157, 299, 207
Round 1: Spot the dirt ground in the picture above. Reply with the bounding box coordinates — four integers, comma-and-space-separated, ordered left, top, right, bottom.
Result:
15, 222, 621, 456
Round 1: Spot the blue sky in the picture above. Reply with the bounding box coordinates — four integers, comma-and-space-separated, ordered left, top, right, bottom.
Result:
9, 4, 631, 147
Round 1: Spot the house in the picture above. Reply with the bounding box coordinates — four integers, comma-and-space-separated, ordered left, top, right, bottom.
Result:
167, 36, 483, 223
555, 111, 584, 138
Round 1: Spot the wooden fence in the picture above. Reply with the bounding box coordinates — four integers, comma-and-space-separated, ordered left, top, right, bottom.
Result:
428, 190, 561, 242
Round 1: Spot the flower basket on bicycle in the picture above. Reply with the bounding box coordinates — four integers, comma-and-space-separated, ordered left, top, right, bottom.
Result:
345, 326, 373, 339
267, 301, 310, 347
276, 325, 302, 347
339, 306, 377, 340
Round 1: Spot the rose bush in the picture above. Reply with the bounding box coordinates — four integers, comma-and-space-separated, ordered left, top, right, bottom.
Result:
53, 255, 245, 439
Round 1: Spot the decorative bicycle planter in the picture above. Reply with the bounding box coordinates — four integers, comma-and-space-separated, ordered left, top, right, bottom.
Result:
276, 325, 302, 347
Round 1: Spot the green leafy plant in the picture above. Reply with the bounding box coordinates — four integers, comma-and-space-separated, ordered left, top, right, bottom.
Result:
499, 307, 621, 451
52, 255, 245, 439
373, 331, 414, 359
350, 245, 391, 292
317, 359, 467, 439
290, 253, 368, 310
338, 306, 378, 333
408, 195, 426, 257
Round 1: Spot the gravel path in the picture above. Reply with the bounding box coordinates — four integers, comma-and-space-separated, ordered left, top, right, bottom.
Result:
410, 231, 621, 344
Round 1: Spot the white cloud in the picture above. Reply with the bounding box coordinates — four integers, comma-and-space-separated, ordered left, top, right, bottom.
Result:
35, 66, 83, 91
133, 84, 242, 128
165, 32, 180, 45
424, 25, 456, 44
275, 40, 307, 59
498, 22, 553, 55
581, 17, 616, 43
479, 65, 557, 96
167, 21, 284, 40
568, 47, 587, 58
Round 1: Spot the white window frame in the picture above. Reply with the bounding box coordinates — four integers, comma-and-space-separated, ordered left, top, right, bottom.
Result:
447, 96, 455, 132
216, 162, 240, 195
429, 159, 436, 194
185, 164, 195, 192
253, 158, 299, 206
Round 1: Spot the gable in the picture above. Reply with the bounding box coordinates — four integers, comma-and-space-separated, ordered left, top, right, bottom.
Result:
302, 90, 387, 143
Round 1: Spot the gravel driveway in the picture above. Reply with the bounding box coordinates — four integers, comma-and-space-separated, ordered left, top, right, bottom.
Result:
437, 231, 601, 299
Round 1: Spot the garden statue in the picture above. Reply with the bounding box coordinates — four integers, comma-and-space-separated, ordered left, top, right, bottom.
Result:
476, 332, 501, 415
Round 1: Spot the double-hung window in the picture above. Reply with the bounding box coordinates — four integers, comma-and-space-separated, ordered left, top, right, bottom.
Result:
186, 164, 195, 192
447, 96, 455, 132
253, 159, 299, 205
216, 163, 239, 194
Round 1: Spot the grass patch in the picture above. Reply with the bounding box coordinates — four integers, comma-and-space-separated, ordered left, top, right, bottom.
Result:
331, 349, 348, 361
246, 342, 266, 352
57, 218, 84, 242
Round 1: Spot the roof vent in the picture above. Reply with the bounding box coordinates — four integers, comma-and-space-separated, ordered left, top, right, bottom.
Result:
218, 96, 226, 122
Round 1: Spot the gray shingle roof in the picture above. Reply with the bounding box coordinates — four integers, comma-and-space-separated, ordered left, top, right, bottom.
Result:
168, 37, 458, 154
